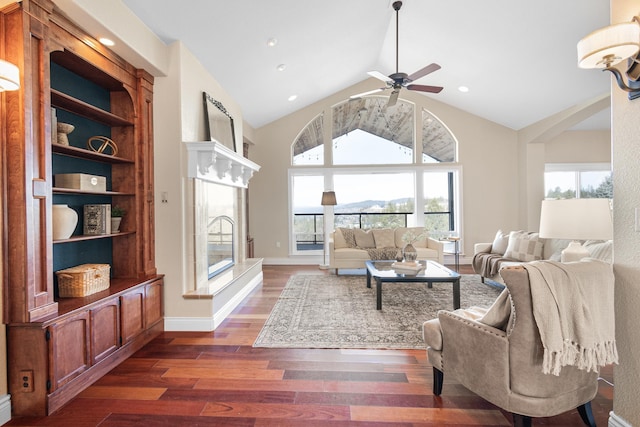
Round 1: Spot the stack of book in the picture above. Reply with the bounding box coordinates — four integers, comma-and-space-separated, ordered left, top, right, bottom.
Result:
84, 204, 111, 235
391, 261, 423, 275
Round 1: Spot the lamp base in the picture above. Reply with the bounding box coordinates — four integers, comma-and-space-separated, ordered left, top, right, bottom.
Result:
560, 241, 589, 263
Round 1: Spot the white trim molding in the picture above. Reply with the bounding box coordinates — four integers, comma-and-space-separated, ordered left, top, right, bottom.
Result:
185, 141, 260, 188
609, 411, 632, 427
0, 394, 11, 426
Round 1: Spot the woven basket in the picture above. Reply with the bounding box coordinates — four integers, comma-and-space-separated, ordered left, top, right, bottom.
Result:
56, 264, 110, 297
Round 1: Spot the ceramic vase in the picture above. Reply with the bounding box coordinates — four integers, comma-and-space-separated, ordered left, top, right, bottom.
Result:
52, 204, 78, 240
111, 217, 122, 233
403, 243, 418, 262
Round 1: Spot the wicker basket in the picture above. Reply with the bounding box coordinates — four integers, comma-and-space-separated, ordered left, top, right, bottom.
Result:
56, 264, 110, 297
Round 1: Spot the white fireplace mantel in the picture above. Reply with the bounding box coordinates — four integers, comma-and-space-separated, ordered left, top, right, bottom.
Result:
185, 141, 260, 188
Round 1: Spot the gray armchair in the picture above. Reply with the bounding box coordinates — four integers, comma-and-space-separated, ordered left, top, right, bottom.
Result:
423, 260, 615, 427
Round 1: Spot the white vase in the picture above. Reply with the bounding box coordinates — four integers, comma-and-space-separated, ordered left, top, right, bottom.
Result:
52, 204, 78, 240
111, 217, 122, 233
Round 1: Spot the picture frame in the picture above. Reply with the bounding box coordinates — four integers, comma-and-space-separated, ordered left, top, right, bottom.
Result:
203, 92, 236, 152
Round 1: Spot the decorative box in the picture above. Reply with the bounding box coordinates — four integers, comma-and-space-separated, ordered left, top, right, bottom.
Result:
54, 173, 106, 192
83, 204, 111, 235
56, 264, 110, 297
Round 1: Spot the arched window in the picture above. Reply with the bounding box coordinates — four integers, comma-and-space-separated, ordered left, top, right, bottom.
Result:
292, 113, 324, 165
289, 96, 461, 257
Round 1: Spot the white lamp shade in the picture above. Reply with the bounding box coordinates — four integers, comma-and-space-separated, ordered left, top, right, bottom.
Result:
578, 21, 640, 69
0, 59, 20, 92
539, 198, 613, 241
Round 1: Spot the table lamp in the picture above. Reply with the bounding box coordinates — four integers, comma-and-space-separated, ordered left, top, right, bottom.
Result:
539, 198, 613, 262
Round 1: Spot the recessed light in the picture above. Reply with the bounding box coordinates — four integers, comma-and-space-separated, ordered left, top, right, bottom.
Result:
458, 86, 469, 93
276, 64, 286, 72
288, 95, 297, 101
267, 38, 278, 47
99, 37, 115, 47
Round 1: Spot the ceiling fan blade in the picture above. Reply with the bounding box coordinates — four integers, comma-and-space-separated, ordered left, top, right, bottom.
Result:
407, 84, 443, 94
350, 87, 387, 99
367, 71, 392, 83
388, 89, 400, 107
407, 63, 441, 82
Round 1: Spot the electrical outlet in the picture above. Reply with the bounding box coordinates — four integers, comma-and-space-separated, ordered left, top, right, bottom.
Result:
20, 370, 34, 392
276, 241, 281, 248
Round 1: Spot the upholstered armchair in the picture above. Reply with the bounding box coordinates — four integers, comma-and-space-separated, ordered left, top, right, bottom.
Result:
423, 260, 616, 427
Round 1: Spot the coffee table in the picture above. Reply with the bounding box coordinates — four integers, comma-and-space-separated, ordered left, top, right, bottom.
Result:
365, 260, 461, 310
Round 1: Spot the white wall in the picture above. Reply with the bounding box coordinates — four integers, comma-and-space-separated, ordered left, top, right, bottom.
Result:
611, 1, 640, 425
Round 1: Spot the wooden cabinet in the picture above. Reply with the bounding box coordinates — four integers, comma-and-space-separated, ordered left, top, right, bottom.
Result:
1, 0, 163, 416
48, 311, 91, 392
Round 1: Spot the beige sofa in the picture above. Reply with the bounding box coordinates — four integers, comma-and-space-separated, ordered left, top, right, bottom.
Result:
328, 227, 444, 273
473, 230, 612, 285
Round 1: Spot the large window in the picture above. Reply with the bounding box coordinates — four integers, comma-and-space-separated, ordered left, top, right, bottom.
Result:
545, 163, 612, 199
289, 96, 459, 256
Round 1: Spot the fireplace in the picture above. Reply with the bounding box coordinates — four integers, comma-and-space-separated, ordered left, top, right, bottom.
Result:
185, 141, 260, 291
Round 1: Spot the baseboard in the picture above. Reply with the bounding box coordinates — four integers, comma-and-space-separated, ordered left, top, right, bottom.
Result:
609, 411, 632, 427
165, 271, 263, 332
0, 394, 11, 426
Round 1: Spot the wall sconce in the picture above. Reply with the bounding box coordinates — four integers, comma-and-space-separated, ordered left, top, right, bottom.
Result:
578, 18, 640, 99
0, 59, 20, 92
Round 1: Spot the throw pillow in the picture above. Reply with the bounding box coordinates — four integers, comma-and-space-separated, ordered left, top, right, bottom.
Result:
372, 228, 395, 248
491, 229, 509, 255
354, 229, 376, 248
583, 240, 613, 263
504, 231, 544, 262
339, 228, 357, 248
333, 229, 347, 249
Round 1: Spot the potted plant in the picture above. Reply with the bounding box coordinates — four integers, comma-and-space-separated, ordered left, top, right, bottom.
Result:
111, 205, 125, 232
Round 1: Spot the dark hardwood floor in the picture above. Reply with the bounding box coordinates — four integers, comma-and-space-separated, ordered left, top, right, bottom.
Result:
6, 264, 613, 426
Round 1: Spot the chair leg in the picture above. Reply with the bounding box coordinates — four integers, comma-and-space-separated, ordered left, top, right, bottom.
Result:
512, 414, 532, 427
578, 401, 596, 427
481, 276, 485, 283
432, 367, 443, 396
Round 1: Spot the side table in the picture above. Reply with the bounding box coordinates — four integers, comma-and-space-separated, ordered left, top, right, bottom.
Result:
440, 236, 460, 272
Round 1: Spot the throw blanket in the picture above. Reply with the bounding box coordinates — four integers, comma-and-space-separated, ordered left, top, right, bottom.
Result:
472, 252, 510, 277
523, 260, 618, 376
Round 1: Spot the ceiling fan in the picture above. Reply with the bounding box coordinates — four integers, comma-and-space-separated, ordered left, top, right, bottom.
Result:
351, 0, 443, 107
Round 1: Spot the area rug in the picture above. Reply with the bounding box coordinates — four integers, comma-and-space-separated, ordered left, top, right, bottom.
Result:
253, 274, 503, 349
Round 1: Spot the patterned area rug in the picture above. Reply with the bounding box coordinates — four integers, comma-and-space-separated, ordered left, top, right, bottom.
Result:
253, 274, 503, 349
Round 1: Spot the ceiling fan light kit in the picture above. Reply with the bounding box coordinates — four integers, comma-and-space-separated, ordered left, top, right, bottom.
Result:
578, 16, 640, 99
351, 0, 443, 107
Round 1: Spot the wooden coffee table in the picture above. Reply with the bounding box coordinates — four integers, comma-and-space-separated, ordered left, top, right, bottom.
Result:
365, 260, 461, 310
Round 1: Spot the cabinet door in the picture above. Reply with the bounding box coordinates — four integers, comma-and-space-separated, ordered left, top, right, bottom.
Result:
144, 279, 163, 327
90, 297, 120, 364
120, 286, 145, 344
47, 311, 90, 391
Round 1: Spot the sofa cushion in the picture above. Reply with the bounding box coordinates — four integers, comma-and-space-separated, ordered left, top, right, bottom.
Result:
504, 231, 544, 262
333, 247, 372, 260
333, 229, 348, 249
491, 229, 509, 255
395, 227, 428, 248
372, 228, 395, 248
354, 229, 376, 248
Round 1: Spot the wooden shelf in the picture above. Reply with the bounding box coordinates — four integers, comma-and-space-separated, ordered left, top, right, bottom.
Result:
52, 187, 134, 196
52, 143, 134, 164
53, 231, 134, 244
51, 89, 133, 127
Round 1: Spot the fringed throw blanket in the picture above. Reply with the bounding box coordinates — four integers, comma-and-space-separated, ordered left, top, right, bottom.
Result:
472, 252, 510, 277
523, 260, 618, 376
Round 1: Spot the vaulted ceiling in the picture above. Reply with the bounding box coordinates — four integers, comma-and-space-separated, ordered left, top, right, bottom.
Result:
121, 0, 612, 131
